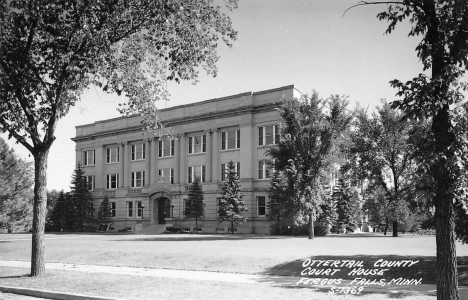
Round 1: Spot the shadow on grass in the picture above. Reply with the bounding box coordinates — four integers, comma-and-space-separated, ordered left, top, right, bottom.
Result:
264, 254, 468, 286
0, 274, 30, 279
114, 234, 298, 242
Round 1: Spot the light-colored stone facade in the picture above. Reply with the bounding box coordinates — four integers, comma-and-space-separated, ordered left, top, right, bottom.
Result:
72, 85, 296, 234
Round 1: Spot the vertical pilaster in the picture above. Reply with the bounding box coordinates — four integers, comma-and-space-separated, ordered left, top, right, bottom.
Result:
150, 137, 157, 185
145, 139, 150, 186
124, 142, 129, 188
96, 145, 104, 190
180, 133, 187, 184
174, 136, 180, 184
118, 143, 124, 188
212, 129, 219, 182
240, 124, 253, 180
205, 129, 212, 182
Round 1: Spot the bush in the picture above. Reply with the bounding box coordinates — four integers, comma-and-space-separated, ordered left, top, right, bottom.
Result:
269, 222, 330, 236
165, 226, 181, 233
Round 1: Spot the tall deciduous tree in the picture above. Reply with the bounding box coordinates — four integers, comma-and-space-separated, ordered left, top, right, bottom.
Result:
0, 0, 238, 276
218, 161, 247, 233
183, 177, 205, 233
344, 103, 416, 237
352, 1, 468, 298
70, 163, 94, 232
0, 137, 34, 233
268, 92, 352, 239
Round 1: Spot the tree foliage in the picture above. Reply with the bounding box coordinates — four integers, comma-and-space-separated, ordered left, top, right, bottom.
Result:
335, 181, 361, 233
0, 0, 238, 276
218, 161, 247, 233
69, 163, 94, 231
268, 92, 352, 239
0, 137, 34, 233
183, 177, 205, 232
343, 102, 417, 236
357, 1, 468, 298
96, 195, 113, 227
47, 190, 66, 231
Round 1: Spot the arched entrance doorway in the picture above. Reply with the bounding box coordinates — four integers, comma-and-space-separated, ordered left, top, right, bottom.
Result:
149, 190, 172, 225
157, 198, 171, 224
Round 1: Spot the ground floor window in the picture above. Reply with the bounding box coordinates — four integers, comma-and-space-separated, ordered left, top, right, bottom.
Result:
257, 196, 266, 216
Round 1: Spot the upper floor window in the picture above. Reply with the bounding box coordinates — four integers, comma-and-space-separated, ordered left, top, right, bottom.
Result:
221, 130, 240, 150
85, 175, 95, 191
188, 165, 205, 183
107, 173, 119, 189
221, 162, 240, 181
258, 160, 272, 180
131, 171, 145, 188
131, 143, 145, 161
258, 125, 280, 146
158, 139, 174, 158
188, 135, 206, 154
158, 168, 174, 184
106, 146, 119, 164
257, 196, 266, 216
83, 150, 95, 166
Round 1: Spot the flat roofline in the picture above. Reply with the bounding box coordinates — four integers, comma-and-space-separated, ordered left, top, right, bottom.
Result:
75, 84, 294, 129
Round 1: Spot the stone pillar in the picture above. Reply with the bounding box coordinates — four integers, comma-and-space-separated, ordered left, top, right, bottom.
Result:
150, 137, 158, 185
174, 136, 180, 184
124, 142, 129, 188
180, 133, 187, 184
205, 129, 212, 182
145, 138, 150, 186
118, 143, 124, 188
212, 129, 219, 182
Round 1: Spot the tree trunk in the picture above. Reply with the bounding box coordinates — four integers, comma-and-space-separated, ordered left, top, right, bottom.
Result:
31, 150, 50, 276
392, 221, 398, 237
434, 194, 458, 300
384, 218, 388, 236
308, 212, 314, 239
432, 108, 459, 300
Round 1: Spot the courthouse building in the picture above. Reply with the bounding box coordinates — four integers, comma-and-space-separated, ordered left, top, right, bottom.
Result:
72, 85, 297, 234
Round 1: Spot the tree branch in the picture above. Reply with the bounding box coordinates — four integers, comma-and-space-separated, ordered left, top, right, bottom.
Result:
343, 1, 404, 18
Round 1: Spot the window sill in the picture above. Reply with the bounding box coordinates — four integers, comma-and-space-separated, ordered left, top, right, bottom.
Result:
221, 148, 240, 152
106, 162, 119, 165
158, 156, 174, 159
188, 152, 206, 156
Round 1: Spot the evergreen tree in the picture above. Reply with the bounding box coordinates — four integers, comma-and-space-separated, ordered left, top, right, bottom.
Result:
183, 177, 205, 233
218, 161, 247, 233
97, 195, 113, 230
336, 180, 360, 233
60, 192, 75, 232
69, 163, 94, 231
48, 190, 66, 231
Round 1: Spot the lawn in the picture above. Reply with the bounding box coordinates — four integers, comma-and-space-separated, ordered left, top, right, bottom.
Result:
1, 233, 468, 299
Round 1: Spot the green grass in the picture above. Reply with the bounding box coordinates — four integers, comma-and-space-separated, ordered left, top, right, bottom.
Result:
1, 233, 468, 299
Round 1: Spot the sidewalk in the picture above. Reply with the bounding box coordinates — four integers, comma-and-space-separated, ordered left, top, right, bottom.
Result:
1, 260, 467, 299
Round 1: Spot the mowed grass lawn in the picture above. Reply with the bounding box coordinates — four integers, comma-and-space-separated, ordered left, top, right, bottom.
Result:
1, 233, 468, 300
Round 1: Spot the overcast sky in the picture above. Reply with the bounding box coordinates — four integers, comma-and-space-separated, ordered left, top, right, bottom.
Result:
3, 0, 423, 191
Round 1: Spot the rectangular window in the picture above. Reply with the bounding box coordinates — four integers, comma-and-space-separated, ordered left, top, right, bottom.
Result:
127, 201, 133, 218
83, 150, 95, 166
85, 175, 95, 191
258, 125, 280, 146
221, 130, 240, 150
136, 201, 143, 218
188, 165, 205, 183
131, 171, 145, 187
106, 146, 119, 163
158, 168, 174, 184
188, 135, 206, 154
257, 196, 266, 216
258, 160, 271, 180
107, 173, 119, 189
158, 139, 174, 158
221, 162, 240, 181
131, 143, 145, 161
110, 201, 116, 218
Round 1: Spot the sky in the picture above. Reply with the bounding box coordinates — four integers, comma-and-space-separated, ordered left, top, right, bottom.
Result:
2, 0, 423, 191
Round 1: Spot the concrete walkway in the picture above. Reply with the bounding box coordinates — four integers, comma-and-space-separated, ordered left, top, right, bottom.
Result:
1, 260, 467, 299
